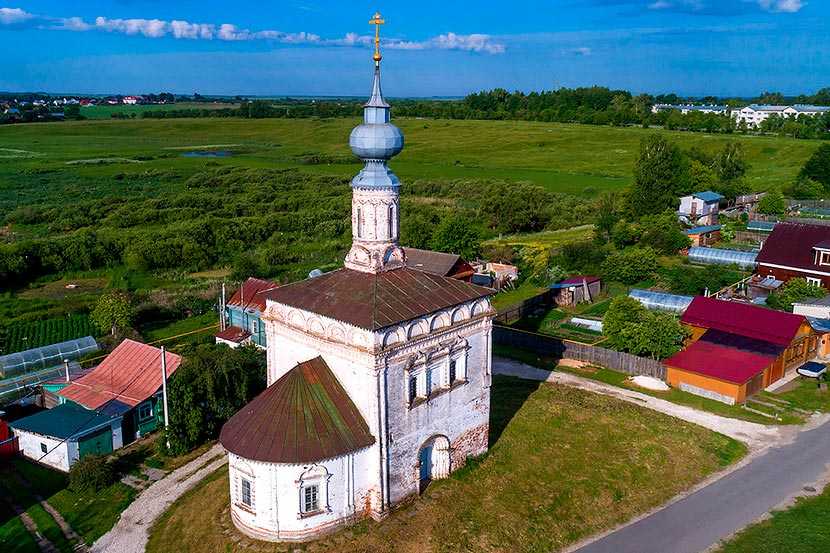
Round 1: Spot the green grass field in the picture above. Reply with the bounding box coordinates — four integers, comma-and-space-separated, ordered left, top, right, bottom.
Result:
146, 375, 744, 553
0, 117, 819, 199
1, 314, 98, 354
717, 484, 830, 553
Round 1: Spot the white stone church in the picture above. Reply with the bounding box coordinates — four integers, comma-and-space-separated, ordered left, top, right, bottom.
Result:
219, 15, 496, 543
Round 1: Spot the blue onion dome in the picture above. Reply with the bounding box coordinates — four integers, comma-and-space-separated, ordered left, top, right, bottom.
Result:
349, 65, 404, 161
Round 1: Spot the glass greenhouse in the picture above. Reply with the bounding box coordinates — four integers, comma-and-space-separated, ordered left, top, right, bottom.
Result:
0, 336, 99, 379
629, 289, 695, 313
687, 247, 758, 270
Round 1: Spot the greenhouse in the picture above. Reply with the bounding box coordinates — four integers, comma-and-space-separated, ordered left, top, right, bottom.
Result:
629, 289, 695, 313
687, 247, 758, 270
0, 336, 99, 379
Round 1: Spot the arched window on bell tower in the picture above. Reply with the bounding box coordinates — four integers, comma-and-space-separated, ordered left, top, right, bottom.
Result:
356, 207, 363, 239
387, 204, 394, 239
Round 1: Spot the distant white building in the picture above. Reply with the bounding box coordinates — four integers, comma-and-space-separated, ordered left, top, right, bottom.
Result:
733, 104, 830, 128
123, 96, 142, 105
651, 103, 730, 115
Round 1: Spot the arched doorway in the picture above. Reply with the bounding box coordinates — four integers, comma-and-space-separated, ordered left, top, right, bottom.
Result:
418, 435, 450, 492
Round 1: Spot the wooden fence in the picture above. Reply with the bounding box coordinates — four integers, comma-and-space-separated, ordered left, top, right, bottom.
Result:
494, 289, 554, 325
494, 325, 666, 380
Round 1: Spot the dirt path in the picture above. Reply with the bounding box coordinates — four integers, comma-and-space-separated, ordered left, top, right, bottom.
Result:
493, 356, 821, 450
12, 469, 88, 552
91, 444, 227, 553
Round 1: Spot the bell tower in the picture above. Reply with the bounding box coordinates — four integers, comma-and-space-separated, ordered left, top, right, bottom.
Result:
344, 12, 406, 273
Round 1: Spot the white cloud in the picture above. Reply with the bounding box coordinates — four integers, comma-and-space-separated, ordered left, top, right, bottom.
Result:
0, 7, 33, 25
758, 0, 805, 12
0, 7, 505, 54
571, 47, 593, 56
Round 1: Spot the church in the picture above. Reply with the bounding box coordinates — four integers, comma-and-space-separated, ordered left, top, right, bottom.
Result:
219, 13, 496, 542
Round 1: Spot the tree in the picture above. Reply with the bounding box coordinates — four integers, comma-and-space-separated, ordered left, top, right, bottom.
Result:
788, 176, 825, 200
627, 135, 690, 216
603, 296, 648, 350
638, 211, 691, 254
800, 144, 830, 189
767, 278, 827, 312
601, 247, 659, 284
63, 104, 83, 120
757, 191, 787, 215
92, 291, 134, 336
429, 215, 482, 260
713, 142, 748, 184
518, 246, 564, 285
603, 297, 689, 359
163, 344, 266, 455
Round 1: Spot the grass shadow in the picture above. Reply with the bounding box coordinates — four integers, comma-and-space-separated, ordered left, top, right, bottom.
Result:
488, 375, 541, 447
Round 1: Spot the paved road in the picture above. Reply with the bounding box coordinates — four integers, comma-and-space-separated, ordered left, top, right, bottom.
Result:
574, 419, 830, 553
491, 357, 830, 553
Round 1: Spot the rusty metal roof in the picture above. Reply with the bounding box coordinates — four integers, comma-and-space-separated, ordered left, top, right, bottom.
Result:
219, 356, 375, 464
266, 267, 493, 331
58, 339, 182, 410
215, 326, 251, 343
228, 278, 279, 312
404, 248, 463, 277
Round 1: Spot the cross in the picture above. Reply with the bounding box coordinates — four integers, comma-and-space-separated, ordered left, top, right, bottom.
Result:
369, 11, 385, 63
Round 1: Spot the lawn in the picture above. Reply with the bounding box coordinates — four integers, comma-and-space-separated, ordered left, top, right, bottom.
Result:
1, 458, 136, 546
79, 102, 240, 120
493, 345, 803, 425
490, 281, 547, 312
482, 224, 595, 249
717, 484, 830, 553
0, 516, 38, 553
146, 375, 745, 553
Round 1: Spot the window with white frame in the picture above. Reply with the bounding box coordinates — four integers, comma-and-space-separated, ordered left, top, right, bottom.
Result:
239, 476, 254, 509
427, 364, 442, 394
250, 318, 258, 334
820, 252, 830, 266
807, 276, 822, 287
302, 483, 319, 514
449, 358, 457, 384
298, 465, 328, 516
138, 402, 153, 421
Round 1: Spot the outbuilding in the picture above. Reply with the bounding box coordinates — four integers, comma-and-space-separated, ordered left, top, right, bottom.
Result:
10, 402, 122, 471
665, 297, 817, 404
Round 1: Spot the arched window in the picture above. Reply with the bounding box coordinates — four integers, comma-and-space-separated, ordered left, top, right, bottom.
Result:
387, 204, 394, 239
356, 207, 363, 238
298, 465, 331, 517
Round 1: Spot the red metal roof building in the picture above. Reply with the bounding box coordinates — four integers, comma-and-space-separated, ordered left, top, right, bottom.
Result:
403, 248, 475, 281
220, 357, 374, 464
756, 222, 830, 288
219, 278, 279, 349
227, 277, 279, 312
666, 297, 817, 404
58, 339, 182, 410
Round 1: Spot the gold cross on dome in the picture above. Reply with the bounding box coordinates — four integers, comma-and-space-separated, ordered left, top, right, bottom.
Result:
370, 11, 385, 63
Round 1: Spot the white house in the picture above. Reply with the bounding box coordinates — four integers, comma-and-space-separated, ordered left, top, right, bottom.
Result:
678, 191, 724, 226
219, 17, 495, 543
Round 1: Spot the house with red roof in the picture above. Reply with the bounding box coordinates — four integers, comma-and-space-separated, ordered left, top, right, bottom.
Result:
756, 222, 830, 289
216, 278, 279, 349
10, 340, 181, 470
665, 297, 818, 405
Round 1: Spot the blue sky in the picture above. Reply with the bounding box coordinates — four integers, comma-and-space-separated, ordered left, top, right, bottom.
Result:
0, 1, 826, 97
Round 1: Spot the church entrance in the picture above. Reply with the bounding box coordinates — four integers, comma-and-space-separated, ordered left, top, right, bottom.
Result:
418, 435, 450, 493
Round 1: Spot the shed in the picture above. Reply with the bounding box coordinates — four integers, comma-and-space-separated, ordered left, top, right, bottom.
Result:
9, 402, 123, 472
684, 225, 722, 247
550, 276, 601, 306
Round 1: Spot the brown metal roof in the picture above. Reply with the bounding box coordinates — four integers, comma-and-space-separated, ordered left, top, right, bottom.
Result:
219, 356, 375, 464
58, 339, 182, 410
265, 267, 493, 331
215, 326, 251, 343
404, 248, 462, 277
227, 278, 279, 312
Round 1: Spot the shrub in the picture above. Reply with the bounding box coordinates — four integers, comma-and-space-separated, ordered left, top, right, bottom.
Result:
601, 247, 659, 284
69, 454, 115, 492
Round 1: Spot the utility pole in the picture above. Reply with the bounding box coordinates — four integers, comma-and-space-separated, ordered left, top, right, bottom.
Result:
63, 359, 70, 383
160, 347, 170, 430
220, 282, 227, 331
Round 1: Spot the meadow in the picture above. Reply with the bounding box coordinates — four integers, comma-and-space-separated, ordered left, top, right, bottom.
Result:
0, 116, 820, 333
0, 116, 820, 199
77, 102, 239, 120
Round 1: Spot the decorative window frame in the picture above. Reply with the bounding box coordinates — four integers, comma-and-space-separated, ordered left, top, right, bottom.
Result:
233, 462, 256, 513
807, 276, 823, 287
405, 338, 470, 408
297, 464, 331, 518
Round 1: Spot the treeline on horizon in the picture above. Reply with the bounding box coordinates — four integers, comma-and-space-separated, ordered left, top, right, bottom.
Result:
126, 87, 830, 140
